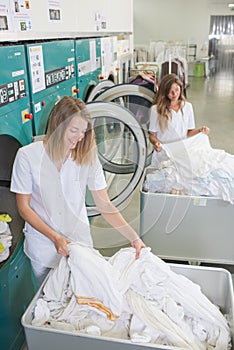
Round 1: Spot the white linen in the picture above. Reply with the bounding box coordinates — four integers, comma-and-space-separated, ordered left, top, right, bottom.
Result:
32, 244, 231, 349
144, 133, 234, 203
163, 133, 228, 179
67, 243, 123, 317
0, 222, 12, 262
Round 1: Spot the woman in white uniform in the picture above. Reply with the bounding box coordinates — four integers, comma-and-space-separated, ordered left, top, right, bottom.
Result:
148, 74, 209, 168
10, 96, 145, 287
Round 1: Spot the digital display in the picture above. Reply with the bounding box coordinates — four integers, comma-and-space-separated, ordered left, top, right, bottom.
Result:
46, 69, 66, 87
45, 66, 74, 88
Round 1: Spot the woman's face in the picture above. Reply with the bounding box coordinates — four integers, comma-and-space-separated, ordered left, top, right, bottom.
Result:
64, 115, 88, 150
167, 82, 181, 102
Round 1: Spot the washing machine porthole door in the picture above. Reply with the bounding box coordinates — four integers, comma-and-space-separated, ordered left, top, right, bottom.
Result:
93, 83, 154, 167
86, 80, 115, 103
86, 101, 147, 217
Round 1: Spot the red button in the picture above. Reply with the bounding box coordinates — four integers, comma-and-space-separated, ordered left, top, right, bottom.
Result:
25, 113, 33, 120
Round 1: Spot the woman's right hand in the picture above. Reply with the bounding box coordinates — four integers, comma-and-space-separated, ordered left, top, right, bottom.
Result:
54, 235, 71, 257
154, 141, 163, 152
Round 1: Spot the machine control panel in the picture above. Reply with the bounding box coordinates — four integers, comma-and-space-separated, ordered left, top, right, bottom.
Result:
45, 65, 75, 88
0, 79, 26, 107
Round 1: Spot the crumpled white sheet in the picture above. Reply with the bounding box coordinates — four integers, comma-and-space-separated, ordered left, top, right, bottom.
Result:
110, 248, 231, 350
144, 133, 234, 203
0, 221, 12, 263
31, 244, 231, 350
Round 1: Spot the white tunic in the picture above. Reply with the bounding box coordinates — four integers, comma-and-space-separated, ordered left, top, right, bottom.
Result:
148, 101, 195, 167
10, 141, 107, 268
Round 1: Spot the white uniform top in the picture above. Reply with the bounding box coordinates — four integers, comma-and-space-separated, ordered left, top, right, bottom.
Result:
148, 101, 195, 167
10, 141, 107, 268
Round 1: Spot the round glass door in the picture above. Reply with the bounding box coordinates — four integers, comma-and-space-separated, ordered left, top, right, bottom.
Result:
86, 80, 115, 102
86, 101, 147, 217
93, 83, 154, 167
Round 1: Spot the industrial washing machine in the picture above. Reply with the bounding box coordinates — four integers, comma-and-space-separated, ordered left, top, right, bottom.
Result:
85, 101, 147, 255
75, 38, 102, 101
0, 44, 36, 350
25, 39, 77, 136
100, 36, 118, 83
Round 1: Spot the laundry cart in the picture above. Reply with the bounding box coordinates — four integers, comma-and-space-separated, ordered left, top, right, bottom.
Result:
0, 44, 36, 350
75, 38, 102, 101
140, 169, 234, 265
25, 40, 77, 136
22, 263, 234, 350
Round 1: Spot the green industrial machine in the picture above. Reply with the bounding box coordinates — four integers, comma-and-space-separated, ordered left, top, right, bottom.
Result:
0, 44, 36, 350
75, 38, 102, 101
25, 39, 78, 136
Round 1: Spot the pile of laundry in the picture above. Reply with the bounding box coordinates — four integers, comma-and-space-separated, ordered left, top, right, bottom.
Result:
143, 133, 234, 204
32, 243, 231, 349
0, 214, 12, 263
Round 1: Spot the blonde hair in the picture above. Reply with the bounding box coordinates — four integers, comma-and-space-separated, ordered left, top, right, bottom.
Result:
44, 96, 96, 168
152, 73, 185, 131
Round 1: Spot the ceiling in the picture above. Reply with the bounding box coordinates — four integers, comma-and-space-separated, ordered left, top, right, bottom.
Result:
208, 0, 234, 10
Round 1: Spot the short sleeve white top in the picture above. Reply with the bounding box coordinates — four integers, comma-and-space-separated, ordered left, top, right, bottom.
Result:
148, 101, 195, 167
149, 101, 195, 142
10, 141, 107, 268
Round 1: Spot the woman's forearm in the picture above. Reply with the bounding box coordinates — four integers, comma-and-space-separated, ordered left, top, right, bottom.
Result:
187, 128, 201, 137
100, 203, 139, 243
187, 126, 209, 137
148, 132, 162, 152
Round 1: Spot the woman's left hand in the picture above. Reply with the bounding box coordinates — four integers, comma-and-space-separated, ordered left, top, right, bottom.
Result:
200, 126, 210, 135
131, 238, 146, 259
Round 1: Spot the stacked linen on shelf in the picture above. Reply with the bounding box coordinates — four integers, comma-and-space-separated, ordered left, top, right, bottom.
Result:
31, 243, 231, 349
0, 215, 12, 263
143, 133, 234, 203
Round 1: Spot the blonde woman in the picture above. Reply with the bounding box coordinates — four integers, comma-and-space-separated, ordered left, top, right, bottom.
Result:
11, 96, 145, 287
148, 73, 209, 168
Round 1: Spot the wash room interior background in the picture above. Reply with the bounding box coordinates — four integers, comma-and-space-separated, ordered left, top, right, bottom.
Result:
0, 1, 234, 349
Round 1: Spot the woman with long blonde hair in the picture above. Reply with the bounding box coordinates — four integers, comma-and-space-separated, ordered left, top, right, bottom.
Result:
11, 96, 145, 287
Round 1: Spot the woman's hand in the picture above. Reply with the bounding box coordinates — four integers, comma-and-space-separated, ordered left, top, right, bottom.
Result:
54, 235, 71, 257
154, 141, 163, 152
131, 238, 146, 259
200, 126, 210, 135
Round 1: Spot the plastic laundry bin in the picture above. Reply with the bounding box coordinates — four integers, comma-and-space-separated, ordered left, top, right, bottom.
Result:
194, 62, 205, 77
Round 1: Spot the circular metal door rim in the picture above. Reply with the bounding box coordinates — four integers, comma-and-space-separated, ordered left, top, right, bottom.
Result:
93, 83, 154, 167
94, 83, 155, 103
86, 80, 115, 102
86, 101, 147, 217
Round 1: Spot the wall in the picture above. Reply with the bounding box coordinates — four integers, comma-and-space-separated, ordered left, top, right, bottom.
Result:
133, 0, 232, 57
0, 0, 133, 42
75, 0, 133, 32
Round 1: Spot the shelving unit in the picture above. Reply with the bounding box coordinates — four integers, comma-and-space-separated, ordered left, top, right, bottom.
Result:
187, 44, 197, 61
